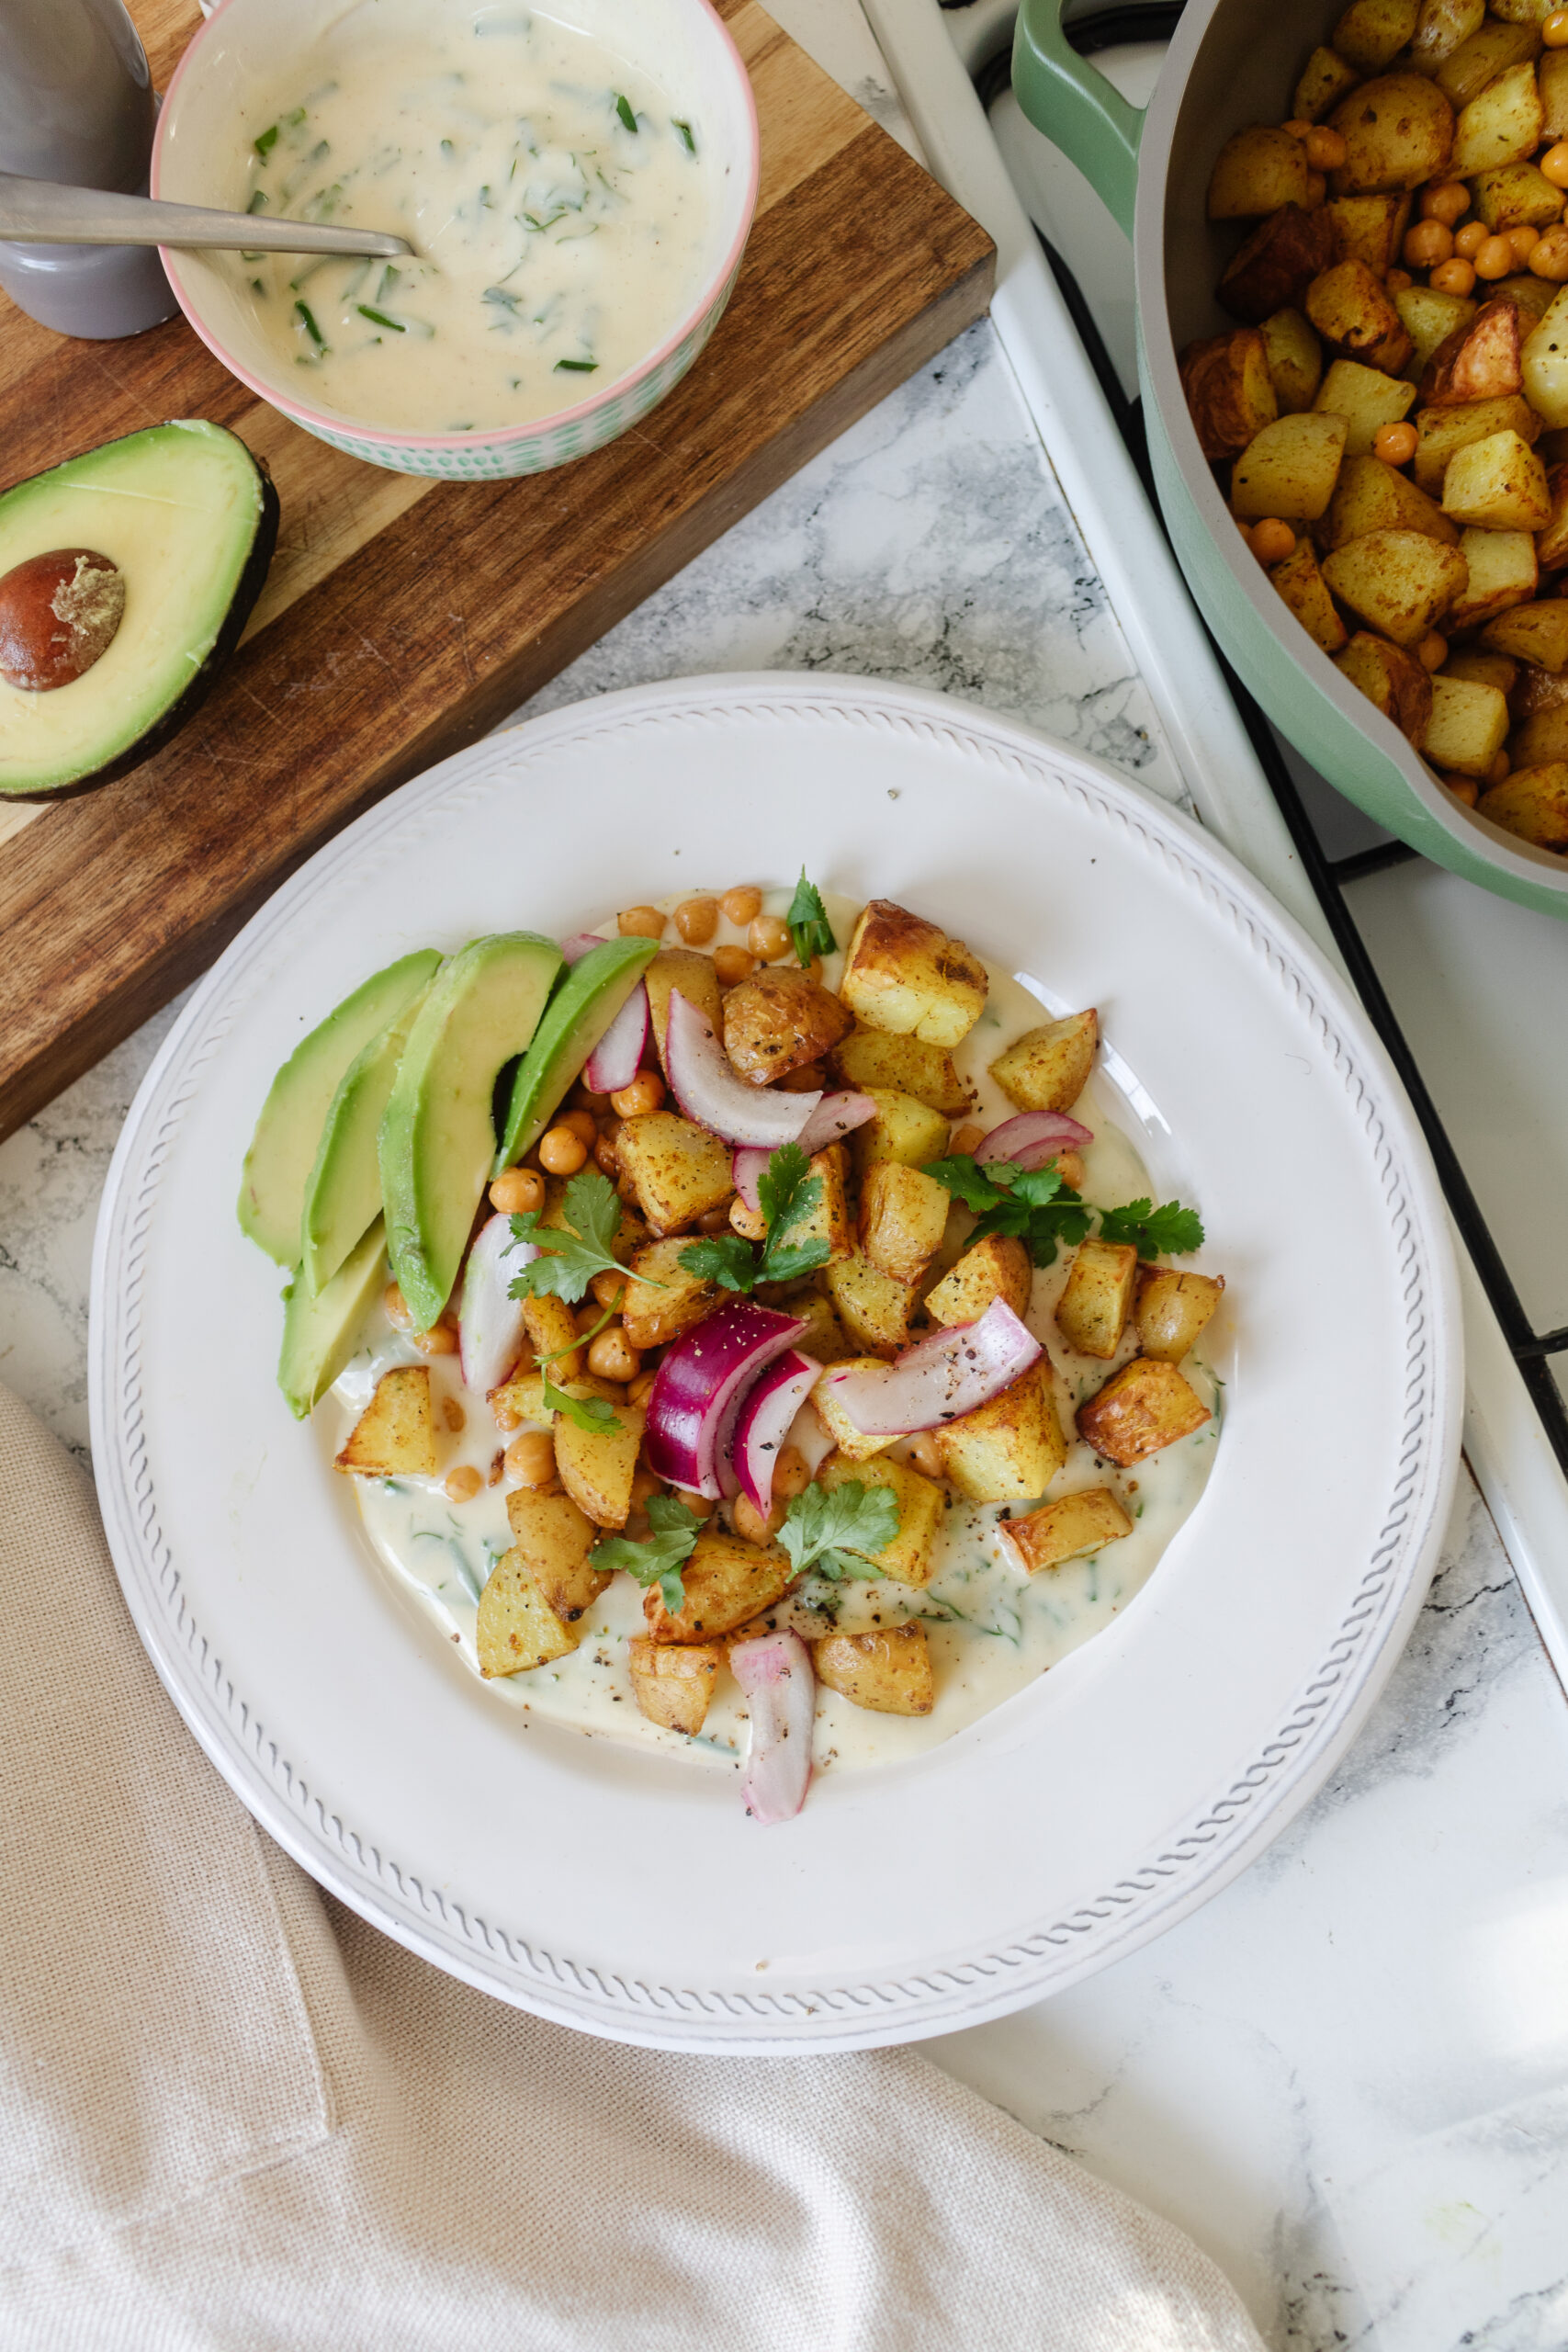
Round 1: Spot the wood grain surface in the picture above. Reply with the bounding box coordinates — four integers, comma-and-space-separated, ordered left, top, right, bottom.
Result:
0, 0, 992, 1143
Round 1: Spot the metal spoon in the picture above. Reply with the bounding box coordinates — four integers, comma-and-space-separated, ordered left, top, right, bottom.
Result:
0, 172, 410, 258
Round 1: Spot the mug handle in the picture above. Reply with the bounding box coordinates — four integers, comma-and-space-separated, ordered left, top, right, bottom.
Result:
1010, 0, 1146, 239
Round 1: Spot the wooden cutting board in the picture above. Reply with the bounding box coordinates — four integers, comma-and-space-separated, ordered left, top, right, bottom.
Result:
0, 0, 992, 1143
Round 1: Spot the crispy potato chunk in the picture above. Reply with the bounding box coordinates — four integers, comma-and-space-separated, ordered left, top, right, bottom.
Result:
1451, 59, 1542, 177
787, 1292, 858, 1366
1441, 428, 1550, 529
619, 1236, 718, 1351
817, 1453, 946, 1586
795, 1146, 856, 1265
1180, 328, 1278, 460
643, 1525, 796, 1640
1395, 285, 1478, 381
1328, 193, 1412, 275
1305, 260, 1414, 373
521, 1293, 582, 1380
1542, 45, 1568, 137
1258, 308, 1324, 413
1328, 73, 1454, 192
1219, 205, 1337, 324
492, 1369, 618, 1429
1325, 453, 1458, 549
1295, 45, 1361, 123
814, 1623, 934, 1716
626, 1636, 721, 1733
1436, 17, 1540, 109
924, 1232, 1032, 1328
1077, 1359, 1211, 1466
1055, 1238, 1140, 1360
934, 1363, 1067, 1504
1232, 412, 1348, 521
828, 1026, 970, 1114
812, 1358, 901, 1461
1446, 529, 1538, 633
852, 1086, 953, 1175
988, 1009, 1099, 1114
1419, 300, 1525, 407
1413, 394, 1539, 494
335, 1365, 435, 1476
505, 1487, 609, 1623
1481, 599, 1568, 672
1478, 763, 1568, 847
554, 1397, 645, 1530
1446, 648, 1520, 695
1271, 539, 1350, 655
615, 1110, 734, 1234
1000, 1487, 1134, 1575
643, 949, 722, 1079
722, 967, 852, 1085
477, 1548, 581, 1678
1332, 0, 1418, 73
1134, 1268, 1225, 1363
1421, 674, 1511, 775
1409, 0, 1483, 73
858, 1160, 952, 1286
1207, 125, 1312, 218
840, 899, 988, 1047
825, 1250, 919, 1358
1334, 632, 1434, 743
1535, 462, 1568, 567
1523, 288, 1568, 429
1473, 163, 1563, 232
1314, 357, 1416, 456
1510, 705, 1568, 771
1321, 529, 1466, 645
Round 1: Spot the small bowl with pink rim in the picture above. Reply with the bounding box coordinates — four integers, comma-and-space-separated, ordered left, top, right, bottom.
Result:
152, 0, 760, 481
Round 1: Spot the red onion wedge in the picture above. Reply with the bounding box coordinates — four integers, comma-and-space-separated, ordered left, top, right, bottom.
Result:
731, 1147, 769, 1214
795, 1091, 876, 1155
727, 1350, 822, 1513
560, 931, 607, 965
785, 1395, 836, 1479
819, 1299, 1043, 1437
665, 989, 822, 1148
584, 980, 649, 1094
458, 1214, 538, 1396
732, 1631, 815, 1825
976, 1110, 1092, 1170
643, 1299, 807, 1498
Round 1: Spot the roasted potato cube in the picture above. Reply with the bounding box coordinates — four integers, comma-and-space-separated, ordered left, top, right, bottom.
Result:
784, 1146, 855, 1266
1451, 59, 1543, 175
827, 1025, 970, 1114
1321, 528, 1467, 644
643, 948, 722, 1079
1271, 539, 1350, 654
505, 1487, 610, 1623
721, 967, 852, 1086
1477, 762, 1568, 846
1325, 451, 1459, 548
1207, 125, 1312, 218
1314, 358, 1416, 457
476, 1549, 581, 1678
840, 899, 987, 1046
1510, 704, 1568, 763
1482, 598, 1568, 671
1077, 1359, 1211, 1466
1258, 308, 1324, 415
493, 1369, 618, 1429
1421, 673, 1511, 775
1511, 659, 1568, 713
615, 1110, 734, 1233
1334, 631, 1435, 742
618, 1237, 717, 1351
934, 1363, 1067, 1504
1134, 1267, 1225, 1362
824, 1250, 919, 1359
554, 1396, 645, 1530
1409, 0, 1484, 73
924, 1232, 1033, 1328
1436, 16, 1540, 107
787, 1291, 858, 1366
817, 1454, 946, 1586
1442, 428, 1550, 528
1219, 205, 1337, 323
814, 1623, 934, 1716
1414, 393, 1540, 492
1419, 299, 1525, 405
852, 1085, 953, 1174
858, 1161, 952, 1287
643, 1525, 796, 1640
1328, 72, 1455, 191
1332, 0, 1418, 72
1541, 45, 1568, 136
1523, 288, 1568, 429
1395, 284, 1478, 379
1445, 528, 1538, 631
812, 1358, 901, 1461
1055, 1238, 1140, 1360
1447, 648, 1520, 694
987, 1009, 1099, 1114
1232, 412, 1348, 521
1495, 271, 1556, 324
1295, 45, 1363, 122
1473, 163, 1563, 234
1305, 260, 1414, 373
626, 1635, 721, 1733
520, 1293, 582, 1381
1327, 192, 1411, 275
1000, 1487, 1134, 1575
335, 1365, 435, 1476
1535, 460, 1568, 566
1180, 328, 1279, 460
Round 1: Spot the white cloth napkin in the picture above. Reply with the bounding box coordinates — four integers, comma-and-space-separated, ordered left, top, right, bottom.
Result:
0, 1382, 1265, 2350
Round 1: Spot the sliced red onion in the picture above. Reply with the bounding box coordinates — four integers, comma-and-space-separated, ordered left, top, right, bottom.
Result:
643, 1299, 808, 1498
584, 980, 649, 1094
731, 1147, 769, 1213
818, 1299, 1043, 1437
560, 931, 608, 964
795, 1090, 876, 1155
732, 1631, 815, 1825
976, 1110, 1093, 1169
785, 1395, 836, 1479
458, 1214, 538, 1395
727, 1350, 822, 1512
665, 989, 821, 1148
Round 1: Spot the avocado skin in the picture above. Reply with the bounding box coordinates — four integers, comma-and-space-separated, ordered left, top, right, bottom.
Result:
0, 429, 280, 803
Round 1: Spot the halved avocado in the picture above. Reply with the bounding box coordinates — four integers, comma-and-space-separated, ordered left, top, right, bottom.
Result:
379, 933, 563, 1332
278, 1217, 389, 1419
494, 934, 660, 1174
0, 420, 279, 800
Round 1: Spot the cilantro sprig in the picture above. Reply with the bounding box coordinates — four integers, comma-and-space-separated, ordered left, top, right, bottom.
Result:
1098, 1197, 1206, 1260
922, 1154, 1203, 1267
678, 1142, 829, 1294
778, 1479, 899, 1582
539, 1367, 617, 1433
785, 870, 836, 967
509, 1168, 659, 1305
593, 1494, 705, 1615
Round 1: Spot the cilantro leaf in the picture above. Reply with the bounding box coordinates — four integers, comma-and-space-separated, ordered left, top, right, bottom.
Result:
922, 1154, 1007, 1213
593, 1493, 704, 1615
779, 1479, 899, 1583
785, 870, 836, 966
677, 1234, 758, 1293
677, 1141, 829, 1294
540, 1368, 617, 1432
508, 1168, 627, 1305
923, 1152, 1089, 1263
1098, 1197, 1205, 1261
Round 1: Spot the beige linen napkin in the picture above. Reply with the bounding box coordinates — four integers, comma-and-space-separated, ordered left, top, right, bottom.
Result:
0, 1382, 1265, 2351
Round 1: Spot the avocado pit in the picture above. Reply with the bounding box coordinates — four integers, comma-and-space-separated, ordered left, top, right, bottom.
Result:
0, 547, 125, 691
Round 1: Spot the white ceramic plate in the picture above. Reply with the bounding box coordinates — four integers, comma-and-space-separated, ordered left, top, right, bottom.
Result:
90, 674, 1460, 2052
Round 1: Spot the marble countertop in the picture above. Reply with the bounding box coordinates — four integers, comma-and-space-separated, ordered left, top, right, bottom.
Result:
4, 313, 1568, 2348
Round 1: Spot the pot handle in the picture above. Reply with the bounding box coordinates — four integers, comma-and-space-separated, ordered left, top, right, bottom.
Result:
1011, 0, 1145, 240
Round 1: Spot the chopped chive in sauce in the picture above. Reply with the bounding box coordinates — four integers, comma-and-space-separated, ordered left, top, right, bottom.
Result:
377, 264, 400, 301
440, 136, 455, 157
554, 356, 598, 371
294, 298, 326, 346
357, 304, 405, 330
250, 277, 265, 294
254, 124, 279, 160
673, 119, 695, 153
615, 93, 637, 132
247, 189, 268, 214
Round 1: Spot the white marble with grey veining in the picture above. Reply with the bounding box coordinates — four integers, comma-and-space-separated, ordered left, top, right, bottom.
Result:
3, 317, 1567, 2351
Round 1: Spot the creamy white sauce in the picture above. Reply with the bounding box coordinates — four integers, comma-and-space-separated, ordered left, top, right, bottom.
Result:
230, 5, 715, 434
329, 888, 1227, 1778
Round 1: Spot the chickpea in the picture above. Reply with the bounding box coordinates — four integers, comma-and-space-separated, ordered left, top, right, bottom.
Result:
443, 1397, 467, 1433
906, 1432, 943, 1480
412, 1322, 459, 1355
772, 1443, 813, 1501
748, 912, 793, 962
1474, 234, 1514, 280
695, 1199, 733, 1233
713, 944, 756, 987
572, 1082, 611, 1113
681, 1489, 717, 1519
1417, 631, 1448, 673
951, 1122, 986, 1156
1531, 225, 1568, 281
1430, 257, 1477, 297
674, 895, 719, 944
721, 884, 763, 925
552, 1107, 595, 1149
1548, 6, 1568, 40
539, 1124, 589, 1175
779, 1062, 826, 1093
730, 1195, 769, 1241
731, 1491, 782, 1544
490, 1166, 545, 1216
1303, 125, 1346, 172
1384, 266, 1414, 295
628, 1368, 660, 1404
1404, 219, 1452, 269
384, 1282, 412, 1330
618, 904, 666, 939
1447, 774, 1481, 806
1303, 171, 1326, 208
590, 1266, 628, 1311
1489, 748, 1511, 785
610, 1069, 665, 1118
1545, 141, 1568, 189
1508, 225, 1543, 266
588, 1325, 642, 1382
1281, 117, 1312, 141
492, 1396, 523, 1433
575, 1300, 607, 1338
593, 1130, 621, 1178
1453, 220, 1488, 260
444, 1464, 483, 1504
1372, 421, 1418, 467
1421, 181, 1470, 225
1055, 1148, 1087, 1191
505, 1430, 558, 1486
1250, 517, 1295, 566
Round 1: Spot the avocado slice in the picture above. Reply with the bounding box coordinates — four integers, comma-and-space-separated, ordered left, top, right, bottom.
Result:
494, 935, 660, 1174
379, 933, 563, 1331
0, 421, 279, 801
239, 949, 444, 1268
300, 977, 439, 1296
277, 1217, 389, 1419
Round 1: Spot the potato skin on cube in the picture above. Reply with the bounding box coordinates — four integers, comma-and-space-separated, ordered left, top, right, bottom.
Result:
1218, 205, 1337, 324
824, 1249, 919, 1358
812, 1359, 902, 1461
642, 948, 722, 1078
643, 1526, 797, 1640
335, 1365, 435, 1476
934, 1363, 1067, 1504
626, 1636, 721, 1734
1000, 1487, 1133, 1575
1134, 1267, 1224, 1363
1319, 530, 1467, 648
554, 1397, 645, 1530
522, 1293, 582, 1380
1435, 18, 1537, 112
1271, 540, 1349, 655
505, 1487, 609, 1622
858, 1160, 952, 1286
924, 1231, 1032, 1328
1326, 193, 1411, 277
477, 1548, 581, 1678
615, 1110, 734, 1234
1231, 413, 1348, 522
840, 899, 988, 1047
1055, 1238, 1139, 1360
721, 967, 852, 1085
1294, 47, 1361, 126
852, 1086, 953, 1176
1420, 674, 1510, 776
1304, 260, 1413, 374
619, 1237, 718, 1350
1258, 307, 1323, 413
1077, 1359, 1211, 1467
1327, 73, 1455, 193
814, 1623, 934, 1716
827, 1025, 971, 1116
987, 1008, 1099, 1114
1334, 632, 1434, 745
1179, 329, 1278, 461
1331, 0, 1417, 76
1480, 599, 1568, 673
1477, 763, 1568, 847
1207, 126, 1312, 219
1409, 0, 1483, 77
1395, 287, 1478, 386
816, 1453, 946, 1586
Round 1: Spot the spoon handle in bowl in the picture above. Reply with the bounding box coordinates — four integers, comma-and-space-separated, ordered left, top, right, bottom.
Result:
0, 173, 410, 257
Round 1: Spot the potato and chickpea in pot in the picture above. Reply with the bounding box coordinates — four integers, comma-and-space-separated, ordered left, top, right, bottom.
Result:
1186, 0, 1568, 850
